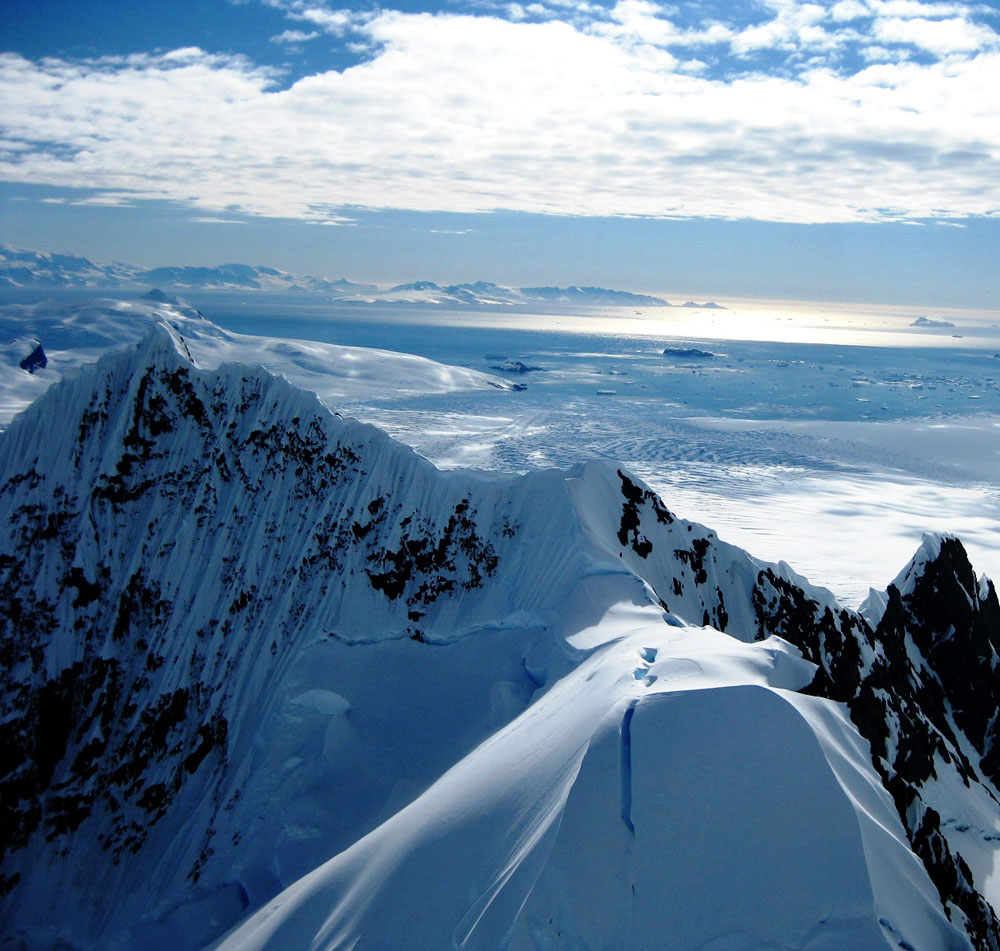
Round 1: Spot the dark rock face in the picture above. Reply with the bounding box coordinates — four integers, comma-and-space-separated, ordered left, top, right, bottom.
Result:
749, 552, 1000, 949
858, 540, 1000, 950
19, 343, 47, 373
609, 477, 1000, 950
0, 329, 523, 939
879, 538, 1000, 784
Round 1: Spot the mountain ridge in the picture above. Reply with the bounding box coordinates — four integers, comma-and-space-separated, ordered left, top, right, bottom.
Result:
0, 247, 681, 307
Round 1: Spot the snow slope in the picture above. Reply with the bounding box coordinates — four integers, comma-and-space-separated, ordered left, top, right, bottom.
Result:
0, 292, 516, 424
215, 617, 961, 951
1, 322, 997, 950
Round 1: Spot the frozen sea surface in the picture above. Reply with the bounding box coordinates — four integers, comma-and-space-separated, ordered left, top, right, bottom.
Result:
196, 296, 1000, 606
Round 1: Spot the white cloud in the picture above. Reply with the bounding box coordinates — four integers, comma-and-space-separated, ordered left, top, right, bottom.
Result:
594, 0, 733, 50
830, 1, 869, 22
868, 0, 975, 18
0, 10, 998, 226
296, 8, 355, 32
70, 194, 135, 207
271, 29, 321, 44
860, 42, 914, 59
160, 47, 211, 62
264, 1, 373, 36
873, 15, 998, 54
730, 1, 838, 54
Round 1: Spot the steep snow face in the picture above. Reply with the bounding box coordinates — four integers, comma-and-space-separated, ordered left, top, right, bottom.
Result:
215, 621, 965, 951
0, 325, 996, 949
565, 464, 1000, 949
0, 324, 587, 947
0, 295, 515, 425
725, 531, 1000, 951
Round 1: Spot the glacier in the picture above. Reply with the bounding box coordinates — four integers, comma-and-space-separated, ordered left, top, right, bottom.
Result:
1, 307, 999, 950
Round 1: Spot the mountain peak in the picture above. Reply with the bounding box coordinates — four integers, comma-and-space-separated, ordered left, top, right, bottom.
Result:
389, 280, 441, 292
140, 287, 177, 304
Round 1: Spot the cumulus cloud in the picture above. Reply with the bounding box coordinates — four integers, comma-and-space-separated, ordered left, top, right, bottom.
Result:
0, 4, 998, 225
731, 1, 836, 54
867, 0, 976, 18
873, 14, 998, 53
594, 0, 733, 50
264, 1, 373, 35
271, 29, 321, 44
830, 1, 869, 22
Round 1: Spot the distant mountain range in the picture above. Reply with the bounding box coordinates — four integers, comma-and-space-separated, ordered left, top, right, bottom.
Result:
0, 247, 378, 297
370, 279, 672, 307
0, 247, 723, 308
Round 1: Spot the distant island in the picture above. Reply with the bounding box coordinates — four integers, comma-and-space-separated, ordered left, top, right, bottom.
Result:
662, 346, 719, 359
0, 246, 728, 310
911, 316, 956, 329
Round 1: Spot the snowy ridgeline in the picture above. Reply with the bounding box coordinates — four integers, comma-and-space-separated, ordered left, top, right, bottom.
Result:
1, 308, 999, 950
0, 291, 519, 426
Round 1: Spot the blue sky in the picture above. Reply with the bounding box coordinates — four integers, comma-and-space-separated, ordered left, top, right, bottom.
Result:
1, 0, 998, 305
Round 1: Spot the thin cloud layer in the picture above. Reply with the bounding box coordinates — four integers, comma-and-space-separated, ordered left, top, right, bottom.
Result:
0, 0, 997, 224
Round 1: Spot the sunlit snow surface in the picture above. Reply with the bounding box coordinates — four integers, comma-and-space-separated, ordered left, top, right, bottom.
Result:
188, 293, 1000, 607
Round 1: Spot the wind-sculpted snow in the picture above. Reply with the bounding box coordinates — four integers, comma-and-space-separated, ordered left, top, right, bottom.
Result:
217, 624, 965, 951
587, 471, 1000, 950
0, 324, 998, 950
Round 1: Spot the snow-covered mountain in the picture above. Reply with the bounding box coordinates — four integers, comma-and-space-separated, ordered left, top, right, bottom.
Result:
1, 312, 999, 949
0, 248, 143, 289
354, 280, 670, 306
0, 248, 374, 296
138, 265, 378, 296
0, 291, 517, 425
0, 248, 670, 307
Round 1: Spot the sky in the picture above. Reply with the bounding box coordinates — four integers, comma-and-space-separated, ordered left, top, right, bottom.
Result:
1, 0, 998, 305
